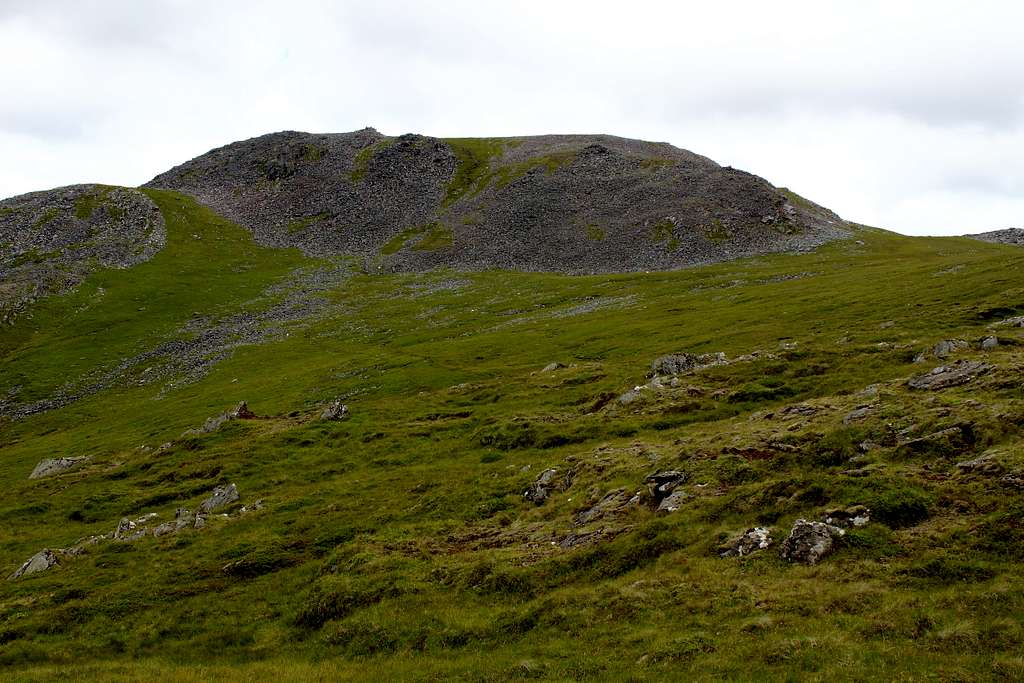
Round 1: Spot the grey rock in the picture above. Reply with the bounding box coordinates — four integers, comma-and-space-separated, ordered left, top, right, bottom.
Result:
907, 360, 992, 390
319, 400, 349, 421
153, 508, 195, 537
524, 468, 560, 505
112, 513, 159, 542
574, 489, 633, 525
8, 548, 59, 580
650, 352, 728, 377
719, 527, 772, 557
184, 403, 256, 436
991, 316, 1024, 328
779, 519, 845, 565
541, 362, 565, 373
29, 456, 90, 480
197, 483, 240, 514
980, 336, 999, 350
656, 489, 690, 513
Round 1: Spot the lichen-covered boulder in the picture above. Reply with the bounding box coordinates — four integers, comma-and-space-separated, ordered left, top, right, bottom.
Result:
8, 548, 59, 580
779, 519, 845, 565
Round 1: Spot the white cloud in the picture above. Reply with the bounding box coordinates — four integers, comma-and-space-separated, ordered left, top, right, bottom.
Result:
1, 0, 1022, 234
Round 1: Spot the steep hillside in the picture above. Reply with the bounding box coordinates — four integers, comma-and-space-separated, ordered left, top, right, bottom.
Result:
145, 129, 849, 273
0, 185, 165, 324
2, 187, 1024, 680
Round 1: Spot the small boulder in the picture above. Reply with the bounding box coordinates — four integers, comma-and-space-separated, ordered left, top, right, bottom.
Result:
650, 352, 728, 377
656, 489, 690, 513
913, 339, 969, 363
541, 362, 565, 373
907, 360, 991, 390
779, 519, 844, 565
980, 336, 999, 350
153, 508, 195, 537
524, 468, 560, 505
29, 456, 90, 480
320, 400, 349, 421
719, 527, 772, 557
197, 483, 240, 514
112, 513, 158, 542
8, 549, 59, 581
229, 401, 256, 419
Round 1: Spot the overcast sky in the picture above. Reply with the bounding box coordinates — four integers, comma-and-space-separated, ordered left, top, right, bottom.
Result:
1, 0, 1022, 235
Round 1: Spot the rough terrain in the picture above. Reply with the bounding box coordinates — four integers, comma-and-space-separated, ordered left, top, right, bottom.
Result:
146, 129, 850, 273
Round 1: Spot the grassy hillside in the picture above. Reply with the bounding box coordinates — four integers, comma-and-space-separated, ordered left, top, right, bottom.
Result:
2, 192, 1024, 681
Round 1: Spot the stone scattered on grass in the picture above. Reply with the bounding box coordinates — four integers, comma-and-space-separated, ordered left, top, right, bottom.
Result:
656, 489, 690, 513
720, 527, 772, 558
7, 549, 59, 581
649, 352, 728, 377
524, 468, 560, 505
29, 456, 91, 480
980, 335, 999, 350
779, 519, 845, 565
907, 360, 991, 391
541, 362, 565, 373
197, 483, 240, 514
183, 402, 256, 436
319, 400, 349, 421
913, 339, 969, 363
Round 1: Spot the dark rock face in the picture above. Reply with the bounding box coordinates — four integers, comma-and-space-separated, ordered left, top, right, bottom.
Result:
145, 128, 851, 274
0, 184, 165, 324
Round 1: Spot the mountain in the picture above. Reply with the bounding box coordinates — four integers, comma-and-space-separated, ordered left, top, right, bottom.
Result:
145, 129, 848, 273
2, 132, 1024, 681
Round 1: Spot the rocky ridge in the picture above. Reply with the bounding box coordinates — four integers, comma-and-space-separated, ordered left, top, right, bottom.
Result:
0, 184, 165, 323
145, 128, 851, 273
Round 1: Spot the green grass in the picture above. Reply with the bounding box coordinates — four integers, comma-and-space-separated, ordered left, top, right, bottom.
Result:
350, 138, 395, 183
286, 212, 329, 234
380, 222, 453, 255
441, 138, 508, 207
2, 197, 1024, 680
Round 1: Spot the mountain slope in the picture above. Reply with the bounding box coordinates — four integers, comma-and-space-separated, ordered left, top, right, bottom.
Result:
2, 187, 1024, 679
145, 129, 849, 273
0, 185, 164, 324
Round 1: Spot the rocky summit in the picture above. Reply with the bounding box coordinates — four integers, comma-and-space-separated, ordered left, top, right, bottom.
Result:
145, 128, 848, 273
2, 130, 1024, 681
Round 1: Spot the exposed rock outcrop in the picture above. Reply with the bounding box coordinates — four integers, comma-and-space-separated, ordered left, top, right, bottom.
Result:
145, 129, 850, 274
907, 360, 992, 390
29, 456, 90, 480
